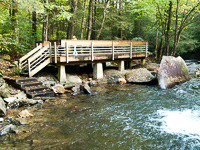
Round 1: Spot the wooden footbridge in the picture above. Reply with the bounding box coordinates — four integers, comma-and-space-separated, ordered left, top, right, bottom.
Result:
19, 40, 148, 82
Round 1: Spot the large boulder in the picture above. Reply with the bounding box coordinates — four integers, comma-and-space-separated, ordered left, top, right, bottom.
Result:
66, 74, 82, 84
125, 68, 155, 83
157, 56, 190, 89
0, 97, 6, 116
0, 84, 10, 98
104, 69, 124, 84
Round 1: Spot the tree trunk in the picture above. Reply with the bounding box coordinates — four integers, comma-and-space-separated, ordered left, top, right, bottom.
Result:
96, 1, 109, 40
42, 0, 49, 42
159, 26, 165, 60
87, 0, 93, 40
80, 0, 87, 40
67, 0, 78, 39
32, 10, 37, 42
119, 0, 123, 39
91, 0, 97, 40
155, 14, 159, 61
165, 1, 172, 56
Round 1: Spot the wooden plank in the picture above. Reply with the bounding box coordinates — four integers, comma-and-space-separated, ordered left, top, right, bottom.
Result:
145, 42, 148, 58
29, 44, 49, 62
130, 42, 132, 59
28, 59, 31, 77
49, 42, 52, 63
54, 42, 57, 63
91, 42, 94, 61
19, 44, 42, 63
30, 58, 50, 77
61, 40, 148, 47
66, 42, 68, 63
112, 42, 114, 60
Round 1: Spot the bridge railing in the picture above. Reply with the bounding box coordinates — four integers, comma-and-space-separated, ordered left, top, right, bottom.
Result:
49, 40, 148, 63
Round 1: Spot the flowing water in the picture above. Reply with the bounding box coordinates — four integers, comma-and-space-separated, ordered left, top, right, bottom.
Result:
1, 62, 200, 149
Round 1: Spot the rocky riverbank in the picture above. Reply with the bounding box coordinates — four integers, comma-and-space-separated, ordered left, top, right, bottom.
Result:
0, 54, 199, 139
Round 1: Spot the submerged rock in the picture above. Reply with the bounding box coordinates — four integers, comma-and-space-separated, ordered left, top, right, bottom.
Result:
0, 124, 16, 136
80, 81, 93, 95
18, 109, 33, 118
125, 68, 155, 83
157, 56, 190, 89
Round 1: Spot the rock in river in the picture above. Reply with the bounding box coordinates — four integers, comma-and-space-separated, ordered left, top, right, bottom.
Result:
125, 68, 155, 83
52, 84, 65, 94
0, 124, 16, 136
157, 56, 190, 89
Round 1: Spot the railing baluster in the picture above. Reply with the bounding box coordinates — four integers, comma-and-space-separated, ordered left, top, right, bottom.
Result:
145, 42, 148, 58
130, 42, 132, 59
28, 59, 31, 77
112, 41, 114, 60
49, 42, 52, 63
66, 42, 68, 63
91, 42, 94, 61
54, 42, 57, 63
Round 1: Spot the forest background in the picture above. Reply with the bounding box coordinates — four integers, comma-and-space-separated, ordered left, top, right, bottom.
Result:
0, 0, 199, 61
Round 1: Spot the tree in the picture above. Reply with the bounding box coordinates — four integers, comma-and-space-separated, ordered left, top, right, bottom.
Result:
135, 0, 200, 60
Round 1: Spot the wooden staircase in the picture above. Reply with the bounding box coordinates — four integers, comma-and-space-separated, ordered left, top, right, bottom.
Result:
4, 77, 54, 98
19, 42, 51, 77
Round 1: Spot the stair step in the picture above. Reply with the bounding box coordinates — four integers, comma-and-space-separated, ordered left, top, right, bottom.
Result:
4, 76, 55, 98
27, 90, 54, 98
20, 82, 43, 89
16, 78, 38, 83
20, 72, 29, 76
22, 85, 48, 93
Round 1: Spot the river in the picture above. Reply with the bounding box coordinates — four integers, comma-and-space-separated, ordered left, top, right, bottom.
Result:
1, 61, 200, 149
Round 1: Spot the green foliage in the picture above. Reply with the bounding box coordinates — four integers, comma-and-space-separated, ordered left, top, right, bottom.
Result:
132, 37, 144, 41
0, 0, 199, 60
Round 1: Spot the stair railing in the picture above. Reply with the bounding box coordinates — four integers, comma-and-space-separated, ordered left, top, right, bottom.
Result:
19, 44, 43, 71
27, 43, 50, 77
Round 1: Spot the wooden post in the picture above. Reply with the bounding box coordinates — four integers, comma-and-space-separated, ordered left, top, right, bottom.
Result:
66, 42, 68, 63
49, 42, 52, 63
145, 42, 148, 58
130, 42, 132, 59
36, 43, 38, 47
112, 41, 114, 60
54, 42, 57, 63
91, 42, 94, 61
28, 59, 31, 77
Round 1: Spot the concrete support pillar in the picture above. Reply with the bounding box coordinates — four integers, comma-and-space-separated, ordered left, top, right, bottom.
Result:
118, 61, 125, 71
141, 59, 146, 66
93, 63, 103, 79
58, 65, 67, 83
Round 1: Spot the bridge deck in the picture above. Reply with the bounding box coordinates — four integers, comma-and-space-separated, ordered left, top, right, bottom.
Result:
48, 40, 148, 64
19, 40, 149, 77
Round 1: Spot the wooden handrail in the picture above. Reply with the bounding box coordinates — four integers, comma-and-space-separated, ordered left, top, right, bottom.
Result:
19, 44, 42, 63
60, 40, 149, 47
29, 44, 50, 62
